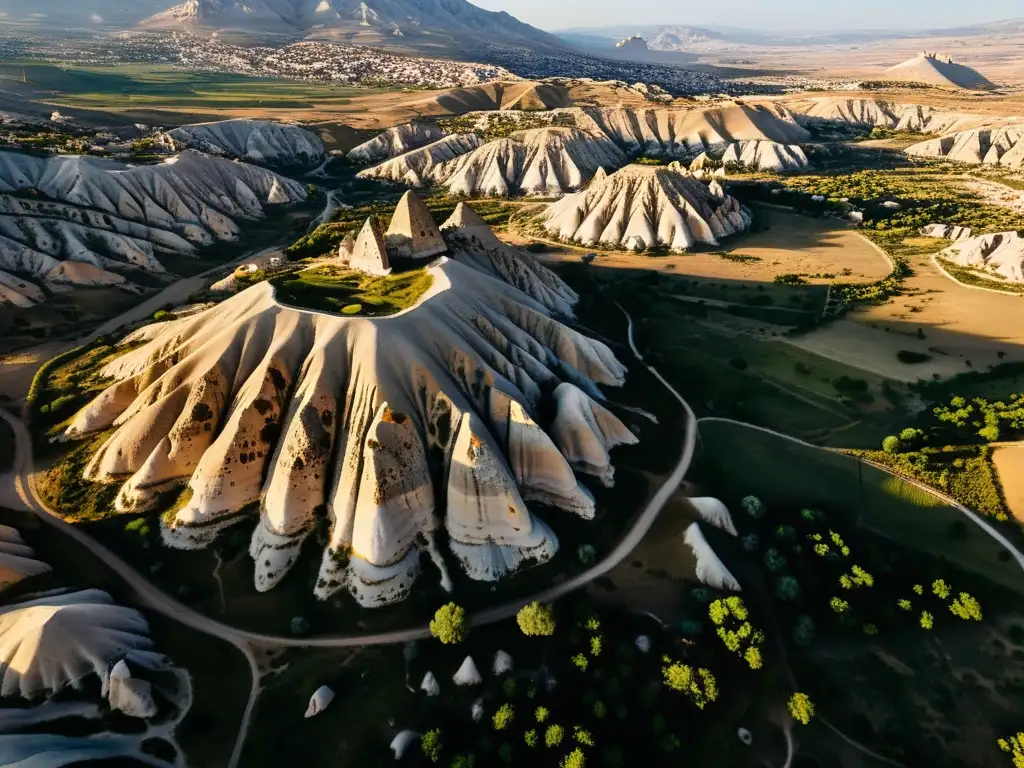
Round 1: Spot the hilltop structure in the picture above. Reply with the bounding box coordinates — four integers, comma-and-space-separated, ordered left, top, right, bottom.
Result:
884, 51, 995, 90
386, 191, 447, 259
349, 217, 392, 276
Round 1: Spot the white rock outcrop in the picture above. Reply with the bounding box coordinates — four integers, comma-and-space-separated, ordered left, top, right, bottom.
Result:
386, 191, 447, 260
907, 126, 1024, 169
0, 589, 153, 699
452, 656, 482, 686
0, 150, 305, 298
420, 672, 440, 697
471, 698, 485, 722
0, 525, 51, 592
0, 270, 45, 307
390, 730, 419, 760
542, 164, 751, 253
64, 211, 632, 608
348, 123, 446, 163
304, 685, 335, 717
356, 134, 483, 187
938, 231, 1024, 282
721, 140, 809, 172
107, 659, 158, 719
885, 51, 995, 90
688, 498, 738, 536
684, 523, 741, 591
786, 97, 991, 135
492, 650, 513, 676
161, 118, 326, 170
428, 127, 627, 197
920, 224, 973, 241
635, 635, 651, 653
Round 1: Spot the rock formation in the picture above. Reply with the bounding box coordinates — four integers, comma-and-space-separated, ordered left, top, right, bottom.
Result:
304, 685, 335, 717
721, 140, 809, 171
107, 659, 158, 719
348, 123, 447, 163
906, 126, 1024, 169
542, 164, 751, 253
0, 589, 154, 699
0, 525, 51, 592
390, 731, 419, 760
939, 231, 1024, 282
578, 104, 810, 158
63, 208, 633, 608
356, 134, 483, 186
684, 523, 741, 591
471, 698, 485, 722
688, 497, 738, 536
337, 232, 356, 264
0, 271, 45, 308
0, 150, 305, 300
420, 671, 440, 696
161, 118, 327, 171
785, 97, 992, 135
920, 224, 973, 241
885, 52, 995, 90
453, 656, 482, 686
428, 127, 627, 197
492, 650, 513, 675
386, 191, 447, 259
349, 217, 392, 276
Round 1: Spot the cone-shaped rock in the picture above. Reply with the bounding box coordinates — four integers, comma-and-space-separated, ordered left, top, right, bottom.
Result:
350, 217, 392, 276
337, 232, 355, 264
386, 191, 447, 260
453, 656, 482, 686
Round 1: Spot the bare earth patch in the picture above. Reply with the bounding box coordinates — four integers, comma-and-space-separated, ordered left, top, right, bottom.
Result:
992, 444, 1024, 523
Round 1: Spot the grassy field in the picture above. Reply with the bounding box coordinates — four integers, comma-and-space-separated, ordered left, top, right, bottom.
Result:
267, 265, 434, 317
0, 62, 383, 115
697, 419, 1023, 595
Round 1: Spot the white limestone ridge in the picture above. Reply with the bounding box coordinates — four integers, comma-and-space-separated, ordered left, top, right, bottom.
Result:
348, 123, 446, 163
452, 656, 482, 686
0, 524, 52, 591
160, 119, 326, 171
65, 208, 632, 608
420, 671, 440, 696
786, 97, 994, 135
920, 224, 973, 241
721, 140, 809, 172
939, 231, 1024, 282
0, 589, 154, 699
684, 523, 741, 591
390, 730, 419, 760
542, 164, 752, 253
492, 650, 513, 676
0, 150, 305, 299
0, 270, 45, 308
906, 126, 1024, 169
304, 685, 335, 717
688, 497, 738, 536
578, 104, 810, 158
107, 658, 158, 719
356, 134, 484, 187
428, 127, 628, 197
386, 191, 447, 259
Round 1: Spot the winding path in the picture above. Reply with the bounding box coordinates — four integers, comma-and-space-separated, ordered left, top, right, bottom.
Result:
0, 305, 697, 766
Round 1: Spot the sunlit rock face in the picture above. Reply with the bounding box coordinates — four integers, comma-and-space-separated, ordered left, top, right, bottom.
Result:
161, 118, 327, 171
64, 208, 635, 608
907, 127, 1024, 169
542, 164, 751, 253
348, 123, 447, 163
938, 231, 1024, 282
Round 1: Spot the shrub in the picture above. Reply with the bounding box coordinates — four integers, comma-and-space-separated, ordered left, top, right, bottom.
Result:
544, 725, 564, 748
741, 496, 765, 519
492, 703, 515, 731
341, 304, 362, 315
792, 615, 815, 647
421, 730, 443, 763
882, 435, 901, 454
517, 602, 556, 637
152, 310, 174, 322
788, 693, 815, 725
430, 603, 467, 644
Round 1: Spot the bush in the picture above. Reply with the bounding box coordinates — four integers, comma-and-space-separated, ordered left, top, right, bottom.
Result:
517, 602, 556, 636
882, 436, 902, 454
430, 603, 468, 644
341, 304, 362, 315
152, 310, 175, 322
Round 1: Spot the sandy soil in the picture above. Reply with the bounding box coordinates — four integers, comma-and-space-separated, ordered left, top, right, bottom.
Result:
789, 252, 1024, 381
0, 341, 68, 403
992, 444, 1024, 523
529, 207, 891, 285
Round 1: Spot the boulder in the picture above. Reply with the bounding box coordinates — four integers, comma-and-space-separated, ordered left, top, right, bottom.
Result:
492, 650, 513, 676
107, 659, 158, 719
304, 685, 335, 717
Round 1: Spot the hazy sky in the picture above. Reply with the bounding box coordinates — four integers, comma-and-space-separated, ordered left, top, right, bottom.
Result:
473, 0, 1022, 32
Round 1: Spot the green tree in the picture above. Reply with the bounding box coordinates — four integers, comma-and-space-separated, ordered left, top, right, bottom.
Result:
763, 548, 787, 573
430, 603, 467, 644
661, 661, 718, 709
830, 597, 850, 614
742, 533, 760, 553
493, 704, 515, 731
517, 601, 557, 636
422, 730, 443, 763
950, 593, 983, 621
788, 693, 815, 725
921, 611, 934, 630
932, 579, 951, 600
997, 732, 1024, 768
545, 725, 565, 748
882, 435, 901, 454
524, 730, 538, 748
742, 495, 765, 519
792, 615, 815, 647
589, 636, 602, 657
776, 575, 801, 602
535, 706, 549, 723
574, 728, 595, 747
451, 755, 475, 768
593, 701, 607, 719
744, 647, 763, 670
561, 748, 586, 768
897, 599, 912, 611
571, 653, 589, 671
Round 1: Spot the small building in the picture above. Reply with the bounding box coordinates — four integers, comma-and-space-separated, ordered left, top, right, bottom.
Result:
386, 190, 446, 260
350, 216, 392, 276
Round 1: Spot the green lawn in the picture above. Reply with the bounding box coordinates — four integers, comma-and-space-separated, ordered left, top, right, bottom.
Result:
0, 61, 384, 111
697, 419, 1023, 595
268, 265, 434, 317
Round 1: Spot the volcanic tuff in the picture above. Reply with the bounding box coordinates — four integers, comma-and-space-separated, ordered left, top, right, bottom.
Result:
906, 126, 1024, 169
939, 231, 1024, 282
885, 51, 995, 90
0, 525, 51, 593
160, 118, 326, 171
63, 208, 634, 608
786, 97, 992, 134
347, 123, 447, 163
720, 140, 809, 171
356, 134, 484, 187
542, 164, 751, 252
0, 150, 306, 304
